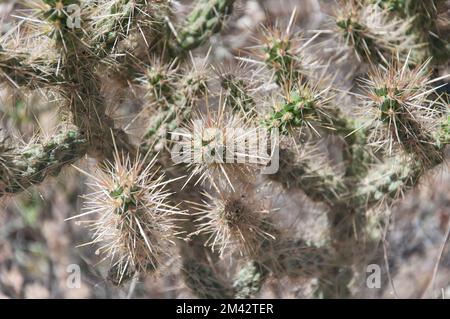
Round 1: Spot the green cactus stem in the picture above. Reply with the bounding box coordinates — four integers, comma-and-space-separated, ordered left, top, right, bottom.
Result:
174, 0, 235, 52
0, 129, 88, 196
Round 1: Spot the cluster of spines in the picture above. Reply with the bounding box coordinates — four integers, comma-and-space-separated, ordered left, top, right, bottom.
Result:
374, 0, 450, 63
0, 0, 449, 299
359, 58, 445, 165
263, 81, 334, 134
71, 151, 183, 284
190, 189, 274, 258
334, 0, 414, 64
0, 0, 236, 286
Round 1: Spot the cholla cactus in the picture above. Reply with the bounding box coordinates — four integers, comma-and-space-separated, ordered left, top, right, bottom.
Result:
374, 0, 450, 63
263, 80, 334, 135
333, 0, 415, 64
173, 102, 270, 190
358, 57, 445, 163
190, 187, 274, 257
0, 0, 449, 299
70, 150, 183, 284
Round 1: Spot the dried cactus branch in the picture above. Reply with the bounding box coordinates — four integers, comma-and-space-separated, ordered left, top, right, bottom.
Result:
0, 47, 60, 88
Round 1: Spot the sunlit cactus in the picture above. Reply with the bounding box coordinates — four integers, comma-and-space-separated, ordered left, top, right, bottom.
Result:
333, 1, 415, 63
0, 0, 449, 300
190, 188, 275, 257
70, 150, 183, 284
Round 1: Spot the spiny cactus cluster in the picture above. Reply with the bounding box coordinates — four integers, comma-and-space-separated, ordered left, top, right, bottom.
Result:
0, 0, 449, 298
